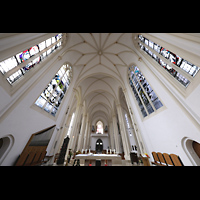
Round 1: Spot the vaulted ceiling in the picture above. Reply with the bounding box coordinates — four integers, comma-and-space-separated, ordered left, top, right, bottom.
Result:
64, 33, 139, 124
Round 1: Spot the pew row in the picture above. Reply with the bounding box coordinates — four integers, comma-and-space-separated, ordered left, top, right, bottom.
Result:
151, 152, 184, 166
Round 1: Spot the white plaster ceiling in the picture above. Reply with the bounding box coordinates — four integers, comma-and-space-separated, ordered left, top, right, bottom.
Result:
65, 33, 138, 124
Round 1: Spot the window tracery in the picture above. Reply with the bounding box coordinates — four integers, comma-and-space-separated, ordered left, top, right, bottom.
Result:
35, 63, 72, 117
96, 121, 104, 134
0, 34, 62, 85
138, 34, 200, 88
128, 65, 163, 118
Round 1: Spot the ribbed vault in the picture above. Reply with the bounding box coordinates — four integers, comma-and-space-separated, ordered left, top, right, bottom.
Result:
65, 33, 138, 127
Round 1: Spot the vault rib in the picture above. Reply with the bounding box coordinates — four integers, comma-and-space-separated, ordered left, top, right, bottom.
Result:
101, 33, 111, 50
90, 33, 99, 50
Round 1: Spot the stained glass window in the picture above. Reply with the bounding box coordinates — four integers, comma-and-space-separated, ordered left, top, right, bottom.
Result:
138, 34, 200, 82
96, 121, 104, 134
138, 34, 194, 87
128, 65, 163, 118
20, 49, 30, 62
0, 33, 63, 85
29, 45, 39, 56
160, 48, 170, 59
0, 56, 18, 74
169, 52, 176, 65
125, 114, 132, 136
35, 63, 72, 117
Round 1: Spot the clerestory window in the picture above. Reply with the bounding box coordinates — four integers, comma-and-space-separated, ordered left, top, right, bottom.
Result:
96, 121, 104, 134
0, 34, 62, 85
128, 65, 163, 118
125, 113, 132, 136
138, 34, 200, 88
34, 63, 72, 117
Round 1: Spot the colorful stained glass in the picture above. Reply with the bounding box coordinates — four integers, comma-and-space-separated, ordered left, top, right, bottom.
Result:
0, 34, 63, 85
176, 55, 182, 66
169, 52, 177, 64
138, 34, 200, 80
128, 65, 163, 117
35, 63, 72, 116
160, 48, 170, 59
138, 34, 193, 87
29, 45, 39, 56
23, 61, 33, 71
19, 50, 30, 62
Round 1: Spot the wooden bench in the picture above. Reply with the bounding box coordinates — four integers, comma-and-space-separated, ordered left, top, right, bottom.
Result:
151, 152, 184, 166
163, 153, 174, 166
14, 125, 56, 166
152, 152, 166, 166
170, 154, 184, 166
15, 146, 47, 166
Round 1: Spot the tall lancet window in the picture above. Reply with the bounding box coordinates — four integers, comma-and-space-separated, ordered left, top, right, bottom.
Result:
138, 34, 200, 88
96, 121, 104, 134
128, 65, 163, 118
0, 34, 62, 85
35, 63, 72, 116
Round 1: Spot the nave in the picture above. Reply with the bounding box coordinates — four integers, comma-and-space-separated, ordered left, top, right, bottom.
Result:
0, 33, 200, 166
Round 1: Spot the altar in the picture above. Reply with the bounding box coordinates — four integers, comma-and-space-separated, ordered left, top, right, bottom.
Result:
75, 153, 121, 166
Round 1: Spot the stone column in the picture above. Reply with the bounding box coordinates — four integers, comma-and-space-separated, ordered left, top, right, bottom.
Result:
116, 103, 131, 160
83, 115, 89, 150
77, 113, 87, 151
69, 102, 83, 151
123, 88, 147, 155
86, 122, 91, 149
112, 114, 120, 153
109, 121, 115, 150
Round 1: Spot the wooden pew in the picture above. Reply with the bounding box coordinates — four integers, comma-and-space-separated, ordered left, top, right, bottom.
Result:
24, 151, 36, 166
163, 153, 174, 166
151, 152, 165, 166
151, 152, 184, 166
170, 154, 184, 166
15, 147, 47, 166
157, 152, 167, 166
14, 125, 55, 166
15, 151, 29, 166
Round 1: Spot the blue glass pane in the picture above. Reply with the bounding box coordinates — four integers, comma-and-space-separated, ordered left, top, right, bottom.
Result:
19, 50, 30, 62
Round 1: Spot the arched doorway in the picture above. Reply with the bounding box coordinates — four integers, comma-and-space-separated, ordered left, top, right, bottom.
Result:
96, 139, 103, 153
182, 137, 200, 166
0, 135, 14, 165
192, 141, 200, 158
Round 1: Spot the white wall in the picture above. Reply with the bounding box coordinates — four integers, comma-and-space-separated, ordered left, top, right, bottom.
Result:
125, 41, 200, 165
90, 134, 110, 151
0, 34, 74, 165
1, 33, 200, 166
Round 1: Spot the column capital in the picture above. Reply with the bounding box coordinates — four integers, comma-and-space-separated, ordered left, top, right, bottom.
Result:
112, 113, 117, 118
116, 103, 121, 108
77, 102, 83, 107
73, 88, 77, 93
